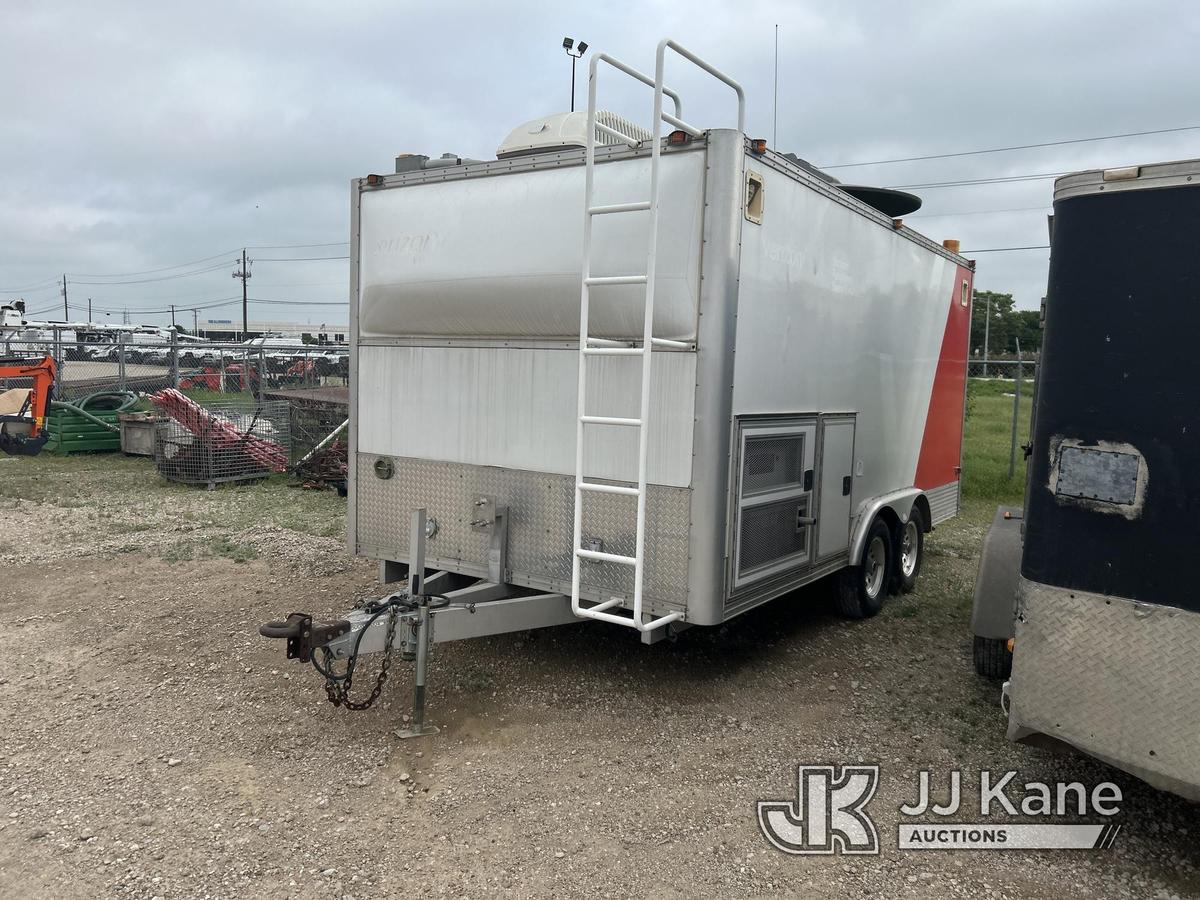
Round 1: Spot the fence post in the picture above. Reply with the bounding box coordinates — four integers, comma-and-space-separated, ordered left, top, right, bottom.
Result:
170, 329, 180, 388
258, 348, 266, 402
118, 334, 127, 393
1008, 341, 1022, 480
219, 351, 226, 394
52, 325, 65, 390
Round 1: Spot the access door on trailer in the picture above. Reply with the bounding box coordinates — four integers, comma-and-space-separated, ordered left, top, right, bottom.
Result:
732, 418, 818, 589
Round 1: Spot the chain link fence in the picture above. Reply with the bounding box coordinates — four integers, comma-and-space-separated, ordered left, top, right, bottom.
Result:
1, 327, 348, 403
968, 358, 1038, 482
2, 327, 347, 474
967, 358, 1036, 381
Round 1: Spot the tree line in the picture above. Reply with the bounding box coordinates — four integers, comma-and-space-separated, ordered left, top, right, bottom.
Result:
971, 290, 1042, 357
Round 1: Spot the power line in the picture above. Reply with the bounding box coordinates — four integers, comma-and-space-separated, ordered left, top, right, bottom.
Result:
253, 255, 350, 262
908, 205, 1051, 219
245, 241, 348, 250
5, 241, 349, 291
248, 301, 348, 309
821, 124, 1200, 169
70, 260, 234, 286
962, 245, 1050, 253
0, 276, 62, 294
890, 172, 1065, 190
65, 248, 241, 279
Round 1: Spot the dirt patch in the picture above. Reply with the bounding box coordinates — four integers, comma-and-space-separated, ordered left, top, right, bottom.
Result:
0, 468, 1197, 899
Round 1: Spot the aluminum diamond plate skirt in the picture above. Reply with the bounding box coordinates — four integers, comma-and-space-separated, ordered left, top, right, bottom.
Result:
1008, 577, 1200, 800
355, 454, 691, 615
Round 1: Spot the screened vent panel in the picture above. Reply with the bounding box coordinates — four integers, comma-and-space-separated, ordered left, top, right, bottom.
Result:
741, 435, 804, 496
738, 497, 810, 574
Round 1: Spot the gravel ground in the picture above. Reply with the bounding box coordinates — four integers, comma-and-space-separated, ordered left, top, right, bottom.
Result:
0, 455, 1196, 898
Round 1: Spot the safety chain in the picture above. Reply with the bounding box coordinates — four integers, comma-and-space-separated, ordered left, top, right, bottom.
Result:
320, 601, 403, 711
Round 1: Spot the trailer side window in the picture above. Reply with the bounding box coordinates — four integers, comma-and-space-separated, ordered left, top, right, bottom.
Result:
961, 280, 970, 307
745, 171, 764, 224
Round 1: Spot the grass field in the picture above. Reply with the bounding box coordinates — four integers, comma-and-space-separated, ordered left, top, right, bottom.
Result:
961, 376, 1034, 506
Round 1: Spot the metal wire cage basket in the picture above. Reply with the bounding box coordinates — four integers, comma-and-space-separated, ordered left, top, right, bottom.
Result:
151, 391, 291, 487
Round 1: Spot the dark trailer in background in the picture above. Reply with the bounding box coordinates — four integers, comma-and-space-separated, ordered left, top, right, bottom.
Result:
972, 157, 1200, 800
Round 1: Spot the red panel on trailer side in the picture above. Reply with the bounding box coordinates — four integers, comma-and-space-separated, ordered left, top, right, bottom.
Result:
914, 264, 973, 490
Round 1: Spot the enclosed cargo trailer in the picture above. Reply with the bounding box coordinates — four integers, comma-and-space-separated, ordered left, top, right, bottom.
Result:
349, 52, 971, 633
262, 40, 973, 728
973, 157, 1200, 800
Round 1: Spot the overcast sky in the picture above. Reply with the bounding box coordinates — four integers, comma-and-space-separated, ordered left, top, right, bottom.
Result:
2, 0, 1198, 328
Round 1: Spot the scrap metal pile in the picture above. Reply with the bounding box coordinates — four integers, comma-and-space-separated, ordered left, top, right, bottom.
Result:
150, 388, 289, 485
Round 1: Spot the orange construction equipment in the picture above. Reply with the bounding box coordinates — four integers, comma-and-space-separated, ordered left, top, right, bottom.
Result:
0, 354, 57, 456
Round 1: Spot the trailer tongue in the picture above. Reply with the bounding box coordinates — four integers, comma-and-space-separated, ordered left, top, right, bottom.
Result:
261, 37, 973, 730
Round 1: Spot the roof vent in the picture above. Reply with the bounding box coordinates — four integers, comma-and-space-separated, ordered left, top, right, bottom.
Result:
496, 111, 652, 159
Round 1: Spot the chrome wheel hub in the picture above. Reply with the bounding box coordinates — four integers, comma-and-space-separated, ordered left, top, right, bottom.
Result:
900, 520, 919, 578
864, 535, 886, 598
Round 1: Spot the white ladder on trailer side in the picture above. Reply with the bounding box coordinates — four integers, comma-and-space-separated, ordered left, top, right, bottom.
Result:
570, 39, 745, 632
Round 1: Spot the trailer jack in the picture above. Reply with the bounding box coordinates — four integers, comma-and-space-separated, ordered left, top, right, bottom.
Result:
259, 507, 582, 736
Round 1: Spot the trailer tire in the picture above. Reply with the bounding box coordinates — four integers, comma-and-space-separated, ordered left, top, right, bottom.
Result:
972, 635, 1012, 679
835, 517, 892, 619
895, 508, 925, 594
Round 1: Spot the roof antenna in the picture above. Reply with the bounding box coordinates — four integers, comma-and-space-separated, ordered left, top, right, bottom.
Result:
773, 24, 779, 146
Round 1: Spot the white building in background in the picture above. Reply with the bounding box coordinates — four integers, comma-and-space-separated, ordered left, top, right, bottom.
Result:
200, 319, 348, 343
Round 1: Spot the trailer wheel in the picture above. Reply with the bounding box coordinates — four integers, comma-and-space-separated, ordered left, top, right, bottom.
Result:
973, 635, 1012, 679
895, 508, 925, 594
835, 518, 891, 619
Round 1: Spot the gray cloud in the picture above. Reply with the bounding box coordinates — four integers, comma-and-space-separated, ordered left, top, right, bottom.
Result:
2, 0, 1198, 323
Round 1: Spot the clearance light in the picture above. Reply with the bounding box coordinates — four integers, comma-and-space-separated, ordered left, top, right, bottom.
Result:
668, 130, 691, 146
1006, 638, 1015, 653
942, 239, 961, 254
366, 174, 385, 187
892, 218, 904, 230
749, 138, 768, 155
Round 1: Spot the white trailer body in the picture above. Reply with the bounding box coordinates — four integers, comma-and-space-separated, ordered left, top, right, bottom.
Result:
347, 122, 973, 632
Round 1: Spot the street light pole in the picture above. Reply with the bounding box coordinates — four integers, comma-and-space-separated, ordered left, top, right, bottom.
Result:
563, 37, 588, 113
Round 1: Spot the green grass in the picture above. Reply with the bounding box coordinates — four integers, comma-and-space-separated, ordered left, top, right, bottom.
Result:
961, 377, 1034, 505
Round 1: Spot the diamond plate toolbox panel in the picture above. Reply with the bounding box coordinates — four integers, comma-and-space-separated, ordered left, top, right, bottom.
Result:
1009, 577, 1200, 800
355, 454, 691, 613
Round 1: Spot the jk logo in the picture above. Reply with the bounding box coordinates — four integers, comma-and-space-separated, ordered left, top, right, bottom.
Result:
758, 765, 880, 855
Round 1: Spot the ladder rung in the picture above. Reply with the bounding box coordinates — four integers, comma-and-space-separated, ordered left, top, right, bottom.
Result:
650, 337, 690, 349
582, 346, 644, 356
578, 482, 641, 496
589, 201, 652, 216
586, 337, 628, 347
576, 548, 637, 566
588, 598, 624, 613
580, 415, 641, 427
586, 275, 647, 286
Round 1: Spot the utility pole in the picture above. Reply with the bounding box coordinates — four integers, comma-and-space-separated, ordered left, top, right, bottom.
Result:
61, 275, 68, 319
170, 304, 176, 329
233, 249, 252, 339
773, 24, 779, 146
87, 298, 92, 322
982, 294, 992, 377
192, 308, 198, 335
